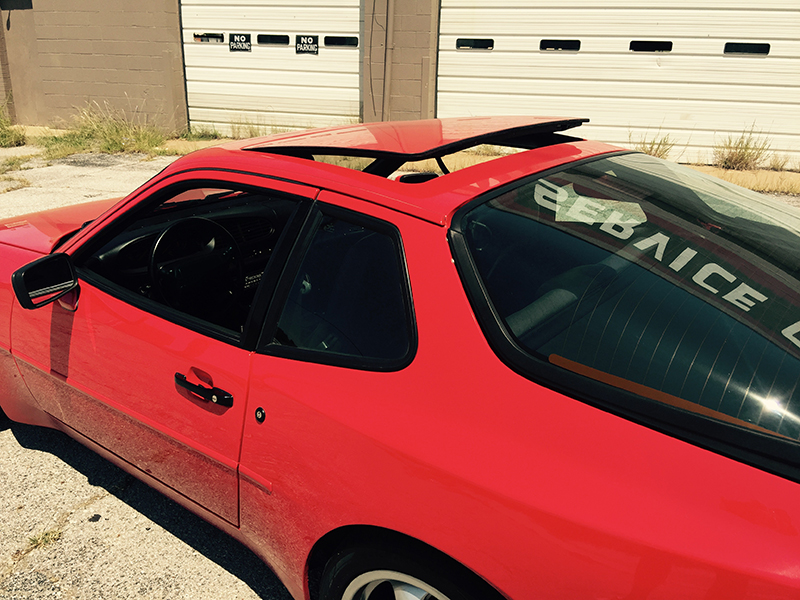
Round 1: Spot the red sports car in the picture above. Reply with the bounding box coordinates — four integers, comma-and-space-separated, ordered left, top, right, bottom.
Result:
2, 117, 800, 600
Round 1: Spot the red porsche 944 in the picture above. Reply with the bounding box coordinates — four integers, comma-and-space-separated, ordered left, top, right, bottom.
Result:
2, 117, 800, 600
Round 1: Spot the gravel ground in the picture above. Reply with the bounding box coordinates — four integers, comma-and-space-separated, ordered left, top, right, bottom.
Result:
0, 148, 292, 600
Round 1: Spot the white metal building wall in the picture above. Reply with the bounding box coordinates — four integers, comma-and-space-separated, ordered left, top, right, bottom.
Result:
438, 1, 800, 163
180, 0, 361, 135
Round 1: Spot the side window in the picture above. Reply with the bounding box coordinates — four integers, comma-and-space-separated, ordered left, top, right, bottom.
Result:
270, 211, 413, 367
78, 185, 300, 336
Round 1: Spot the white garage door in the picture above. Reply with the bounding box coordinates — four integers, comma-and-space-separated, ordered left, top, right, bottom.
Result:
438, 1, 800, 163
181, 0, 361, 135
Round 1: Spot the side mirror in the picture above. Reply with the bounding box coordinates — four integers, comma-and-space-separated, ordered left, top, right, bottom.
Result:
12, 253, 79, 310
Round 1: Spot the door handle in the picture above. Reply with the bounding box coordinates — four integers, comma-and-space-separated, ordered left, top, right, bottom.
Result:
174, 373, 233, 407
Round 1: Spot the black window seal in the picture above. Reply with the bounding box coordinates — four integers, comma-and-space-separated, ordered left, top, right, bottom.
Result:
257, 201, 418, 372
448, 152, 800, 484
72, 179, 315, 351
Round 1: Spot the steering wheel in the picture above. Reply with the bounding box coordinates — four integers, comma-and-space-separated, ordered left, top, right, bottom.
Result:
149, 217, 243, 321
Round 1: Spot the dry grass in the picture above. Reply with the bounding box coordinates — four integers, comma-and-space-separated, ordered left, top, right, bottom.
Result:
0, 155, 32, 193
712, 126, 771, 170
768, 153, 790, 172
690, 165, 800, 195
629, 131, 676, 160
0, 109, 25, 148
37, 102, 166, 159
0, 174, 30, 193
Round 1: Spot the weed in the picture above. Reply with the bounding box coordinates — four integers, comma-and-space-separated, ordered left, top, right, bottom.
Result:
27, 529, 62, 550
181, 125, 222, 141
0, 155, 31, 174
629, 131, 676, 160
691, 166, 800, 195
712, 126, 771, 170
0, 174, 30, 193
0, 109, 25, 148
39, 102, 166, 159
768, 153, 790, 172
229, 119, 292, 139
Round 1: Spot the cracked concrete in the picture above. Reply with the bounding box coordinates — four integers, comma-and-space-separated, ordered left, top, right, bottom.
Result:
0, 416, 292, 600
0, 150, 178, 221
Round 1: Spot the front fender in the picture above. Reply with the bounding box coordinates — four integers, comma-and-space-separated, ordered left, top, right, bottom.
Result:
0, 242, 51, 426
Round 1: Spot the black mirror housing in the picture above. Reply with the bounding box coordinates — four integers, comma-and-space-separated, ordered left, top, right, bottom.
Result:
12, 253, 79, 310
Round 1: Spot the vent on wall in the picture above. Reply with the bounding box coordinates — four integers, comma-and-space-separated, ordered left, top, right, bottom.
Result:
257, 34, 290, 45
456, 38, 494, 50
325, 36, 359, 47
724, 42, 770, 55
540, 39, 581, 52
194, 32, 224, 43
630, 41, 673, 52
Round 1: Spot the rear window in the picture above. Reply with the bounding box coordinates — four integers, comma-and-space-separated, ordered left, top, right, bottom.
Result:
457, 153, 800, 445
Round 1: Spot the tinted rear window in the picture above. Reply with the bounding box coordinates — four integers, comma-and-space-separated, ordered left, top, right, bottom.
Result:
460, 153, 800, 442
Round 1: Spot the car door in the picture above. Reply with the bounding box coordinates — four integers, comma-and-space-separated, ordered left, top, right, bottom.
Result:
11, 173, 316, 525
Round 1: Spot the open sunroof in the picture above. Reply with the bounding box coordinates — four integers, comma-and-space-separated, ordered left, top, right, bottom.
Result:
242, 116, 588, 178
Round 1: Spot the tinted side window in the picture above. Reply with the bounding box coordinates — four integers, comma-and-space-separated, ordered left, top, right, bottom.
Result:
79, 185, 299, 337
270, 212, 413, 367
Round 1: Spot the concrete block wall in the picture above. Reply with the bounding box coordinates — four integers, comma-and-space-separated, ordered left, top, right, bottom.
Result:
363, 0, 439, 122
1, 0, 187, 132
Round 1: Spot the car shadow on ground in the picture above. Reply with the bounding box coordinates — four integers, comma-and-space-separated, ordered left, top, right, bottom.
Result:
8, 420, 292, 600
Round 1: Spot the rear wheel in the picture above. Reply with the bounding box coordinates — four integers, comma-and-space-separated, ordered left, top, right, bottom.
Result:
319, 545, 491, 600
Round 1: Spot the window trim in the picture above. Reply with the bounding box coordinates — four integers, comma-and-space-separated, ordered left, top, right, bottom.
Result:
257, 201, 418, 372
449, 152, 800, 483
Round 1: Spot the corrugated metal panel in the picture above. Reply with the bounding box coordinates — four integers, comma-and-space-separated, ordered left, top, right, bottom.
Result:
181, 0, 360, 135
438, 1, 800, 163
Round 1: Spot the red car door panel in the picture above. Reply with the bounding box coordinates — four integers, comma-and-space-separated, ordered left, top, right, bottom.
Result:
12, 281, 250, 525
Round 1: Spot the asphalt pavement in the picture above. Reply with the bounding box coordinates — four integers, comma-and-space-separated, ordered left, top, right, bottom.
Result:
0, 147, 292, 600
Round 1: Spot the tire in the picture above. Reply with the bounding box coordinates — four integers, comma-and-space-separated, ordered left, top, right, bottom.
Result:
319, 544, 495, 600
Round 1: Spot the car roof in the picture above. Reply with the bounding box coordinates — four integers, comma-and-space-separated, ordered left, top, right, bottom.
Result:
176, 117, 622, 226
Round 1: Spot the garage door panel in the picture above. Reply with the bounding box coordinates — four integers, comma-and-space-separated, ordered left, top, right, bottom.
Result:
440, 8, 799, 40
438, 53, 799, 88
445, 0, 792, 9
439, 75, 797, 106
188, 109, 355, 135
440, 37, 800, 60
183, 54, 359, 78
186, 0, 356, 6
438, 1, 800, 162
438, 91, 800, 133
181, 0, 360, 133
185, 66, 358, 88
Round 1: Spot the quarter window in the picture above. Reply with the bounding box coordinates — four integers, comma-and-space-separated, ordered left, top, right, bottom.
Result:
269, 211, 413, 368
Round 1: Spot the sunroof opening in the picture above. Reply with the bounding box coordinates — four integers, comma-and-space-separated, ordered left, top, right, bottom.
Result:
247, 118, 588, 180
